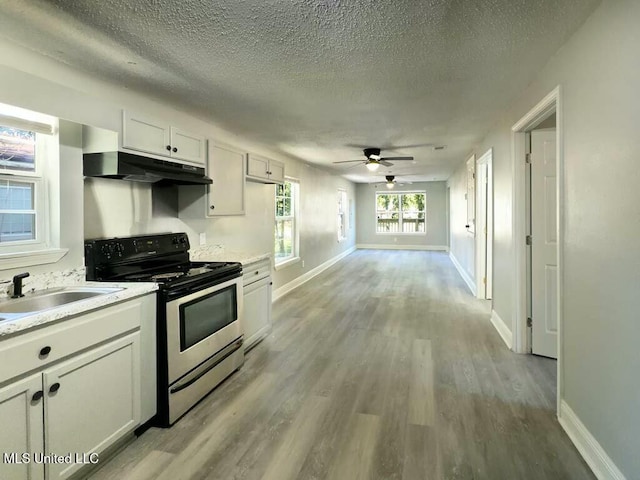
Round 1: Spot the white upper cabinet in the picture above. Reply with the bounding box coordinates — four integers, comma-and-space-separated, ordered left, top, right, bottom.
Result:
208, 143, 246, 216
122, 110, 206, 165
246, 153, 284, 184
170, 126, 207, 164
179, 142, 246, 217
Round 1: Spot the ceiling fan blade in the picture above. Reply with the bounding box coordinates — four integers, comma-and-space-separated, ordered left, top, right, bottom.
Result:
380, 156, 414, 161
379, 160, 394, 167
333, 160, 365, 164
380, 143, 434, 150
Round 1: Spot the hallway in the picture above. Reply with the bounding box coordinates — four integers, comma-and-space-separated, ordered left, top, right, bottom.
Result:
92, 250, 594, 479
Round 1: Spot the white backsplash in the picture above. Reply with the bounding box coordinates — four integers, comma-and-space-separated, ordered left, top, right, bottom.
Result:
0, 267, 86, 299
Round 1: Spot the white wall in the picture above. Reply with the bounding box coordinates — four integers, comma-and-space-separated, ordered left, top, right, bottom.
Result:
355, 181, 447, 249
449, 0, 640, 476
0, 40, 355, 292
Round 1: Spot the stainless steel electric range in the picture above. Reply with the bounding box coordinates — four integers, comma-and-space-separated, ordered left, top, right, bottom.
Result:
85, 232, 244, 426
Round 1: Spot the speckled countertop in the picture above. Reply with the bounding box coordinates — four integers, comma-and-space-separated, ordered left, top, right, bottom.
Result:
0, 281, 157, 338
190, 245, 271, 266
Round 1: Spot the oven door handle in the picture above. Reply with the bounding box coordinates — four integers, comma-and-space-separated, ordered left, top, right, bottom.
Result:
169, 337, 243, 394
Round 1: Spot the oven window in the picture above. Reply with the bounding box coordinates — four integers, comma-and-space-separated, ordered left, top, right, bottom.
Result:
179, 285, 237, 350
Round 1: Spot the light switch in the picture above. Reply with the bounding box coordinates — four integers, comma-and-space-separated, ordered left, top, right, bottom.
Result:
199, 233, 206, 245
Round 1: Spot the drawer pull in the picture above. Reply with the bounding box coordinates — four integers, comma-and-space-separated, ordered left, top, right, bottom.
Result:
49, 382, 61, 394
255, 271, 259, 275
39, 346, 51, 357
32, 390, 43, 402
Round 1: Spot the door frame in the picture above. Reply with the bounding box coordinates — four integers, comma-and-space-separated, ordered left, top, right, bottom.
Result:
475, 148, 493, 299
511, 86, 563, 414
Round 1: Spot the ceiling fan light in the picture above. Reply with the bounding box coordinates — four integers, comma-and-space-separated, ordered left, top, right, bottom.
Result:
365, 161, 380, 171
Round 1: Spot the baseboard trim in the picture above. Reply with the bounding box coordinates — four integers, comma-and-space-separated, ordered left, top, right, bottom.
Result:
448, 252, 476, 295
490, 310, 513, 350
356, 244, 448, 251
272, 246, 356, 302
558, 400, 626, 480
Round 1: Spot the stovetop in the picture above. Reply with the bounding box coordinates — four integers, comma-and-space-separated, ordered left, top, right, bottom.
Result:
118, 261, 241, 287
85, 233, 242, 290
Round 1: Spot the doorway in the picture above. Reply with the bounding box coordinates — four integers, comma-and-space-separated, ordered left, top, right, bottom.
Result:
475, 149, 493, 300
511, 86, 563, 413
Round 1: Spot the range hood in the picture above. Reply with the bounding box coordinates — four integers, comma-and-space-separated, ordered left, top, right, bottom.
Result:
83, 151, 212, 185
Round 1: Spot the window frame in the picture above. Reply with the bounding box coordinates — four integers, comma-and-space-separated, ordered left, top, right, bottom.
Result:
375, 190, 427, 235
337, 189, 347, 242
0, 104, 66, 270
274, 178, 300, 269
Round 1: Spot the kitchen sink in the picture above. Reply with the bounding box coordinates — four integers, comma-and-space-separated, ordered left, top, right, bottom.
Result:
0, 287, 122, 315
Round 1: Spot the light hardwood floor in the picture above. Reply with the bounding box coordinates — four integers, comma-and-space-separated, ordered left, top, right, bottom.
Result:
90, 250, 595, 480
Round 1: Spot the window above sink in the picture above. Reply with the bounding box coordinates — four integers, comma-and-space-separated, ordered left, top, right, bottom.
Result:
0, 102, 67, 270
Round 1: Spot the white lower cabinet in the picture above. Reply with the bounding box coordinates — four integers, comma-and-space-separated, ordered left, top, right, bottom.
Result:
242, 259, 272, 351
44, 334, 140, 479
0, 294, 154, 480
0, 374, 44, 480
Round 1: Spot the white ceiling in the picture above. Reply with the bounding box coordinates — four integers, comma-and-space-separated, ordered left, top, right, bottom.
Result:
0, 0, 599, 182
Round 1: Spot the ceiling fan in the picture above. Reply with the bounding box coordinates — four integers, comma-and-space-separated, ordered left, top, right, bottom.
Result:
375, 175, 413, 189
333, 148, 414, 171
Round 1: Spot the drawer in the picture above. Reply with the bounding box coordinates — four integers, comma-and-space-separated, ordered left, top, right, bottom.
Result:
243, 260, 271, 285
0, 299, 143, 385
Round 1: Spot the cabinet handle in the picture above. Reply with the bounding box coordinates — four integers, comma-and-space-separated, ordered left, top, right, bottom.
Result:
210, 205, 215, 210
32, 390, 44, 402
166, 145, 172, 151
172, 147, 178, 153
39, 346, 51, 357
49, 382, 61, 394
255, 271, 259, 275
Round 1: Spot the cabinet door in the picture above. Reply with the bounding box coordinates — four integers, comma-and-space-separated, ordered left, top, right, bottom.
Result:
208, 144, 246, 215
170, 127, 206, 165
247, 154, 269, 180
267, 159, 285, 184
243, 276, 272, 351
0, 374, 45, 480
43, 334, 140, 480
122, 110, 170, 157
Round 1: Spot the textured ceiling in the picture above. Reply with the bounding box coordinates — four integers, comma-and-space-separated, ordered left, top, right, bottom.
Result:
0, 0, 599, 182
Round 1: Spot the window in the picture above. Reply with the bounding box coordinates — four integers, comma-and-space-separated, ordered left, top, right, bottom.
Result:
0, 126, 43, 246
337, 189, 347, 241
275, 179, 299, 266
376, 191, 426, 234
0, 103, 61, 268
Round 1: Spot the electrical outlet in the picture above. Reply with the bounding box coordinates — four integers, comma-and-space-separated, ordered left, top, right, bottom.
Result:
199, 233, 206, 245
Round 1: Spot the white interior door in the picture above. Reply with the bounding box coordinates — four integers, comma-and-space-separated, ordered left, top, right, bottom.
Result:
530, 129, 558, 358
475, 149, 493, 300
476, 162, 487, 298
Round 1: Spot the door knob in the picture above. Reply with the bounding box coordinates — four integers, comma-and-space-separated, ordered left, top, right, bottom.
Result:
49, 382, 61, 393
32, 390, 44, 402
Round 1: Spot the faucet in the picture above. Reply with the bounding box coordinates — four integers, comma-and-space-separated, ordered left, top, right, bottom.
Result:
11, 272, 30, 298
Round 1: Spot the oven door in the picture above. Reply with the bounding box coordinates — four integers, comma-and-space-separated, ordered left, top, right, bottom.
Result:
165, 276, 243, 384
